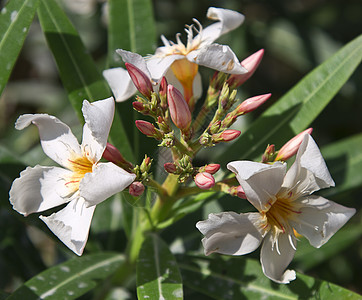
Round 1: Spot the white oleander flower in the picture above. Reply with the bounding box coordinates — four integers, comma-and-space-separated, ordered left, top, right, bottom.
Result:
103, 7, 247, 106
9, 97, 136, 255
196, 134, 355, 283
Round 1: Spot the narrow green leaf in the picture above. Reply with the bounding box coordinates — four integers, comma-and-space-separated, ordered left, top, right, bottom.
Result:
137, 233, 183, 300
0, 0, 39, 96
218, 34, 362, 163
321, 133, 362, 197
178, 255, 361, 300
108, 0, 156, 67
8, 253, 124, 300
37, 0, 134, 161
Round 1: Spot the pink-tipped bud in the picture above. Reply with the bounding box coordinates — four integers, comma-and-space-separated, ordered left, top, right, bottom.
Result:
132, 101, 145, 112
129, 181, 145, 197
135, 120, 157, 137
220, 130, 241, 142
237, 93, 271, 115
204, 164, 220, 174
125, 63, 153, 98
164, 162, 177, 174
275, 128, 313, 161
236, 185, 247, 199
159, 77, 167, 98
262, 144, 275, 163
194, 172, 215, 190
167, 85, 192, 130
102, 143, 133, 170
227, 49, 264, 88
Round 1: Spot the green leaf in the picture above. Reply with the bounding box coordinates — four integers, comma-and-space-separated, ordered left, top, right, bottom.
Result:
178, 254, 361, 300
137, 233, 183, 300
321, 133, 362, 197
37, 0, 134, 161
219, 34, 362, 163
107, 0, 156, 67
0, 0, 39, 97
8, 253, 124, 300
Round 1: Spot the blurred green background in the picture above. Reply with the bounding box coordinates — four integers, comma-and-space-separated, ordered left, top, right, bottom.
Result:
0, 0, 361, 297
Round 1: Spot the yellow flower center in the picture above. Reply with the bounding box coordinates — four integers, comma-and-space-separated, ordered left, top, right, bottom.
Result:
262, 192, 302, 237
65, 155, 94, 193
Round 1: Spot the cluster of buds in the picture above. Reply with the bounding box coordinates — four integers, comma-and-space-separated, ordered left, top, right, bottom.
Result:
125, 49, 269, 190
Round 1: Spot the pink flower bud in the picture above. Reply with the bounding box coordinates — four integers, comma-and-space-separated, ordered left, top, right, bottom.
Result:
129, 181, 145, 197
135, 120, 157, 137
204, 164, 220, 174
236, 185, 247, 199
220, 130, 241, 142
167, 85, 192, 130
262, 144, 275, 163
125, 63, 153, 99
102, 143, 133, 170
132, 101, 145, 112
237, 93, 271, 115
159, 77, 167, 98
164, 162, 177, 174
275, 128, 313, 161
227, 49, 264, 88
194, 172, 215, 190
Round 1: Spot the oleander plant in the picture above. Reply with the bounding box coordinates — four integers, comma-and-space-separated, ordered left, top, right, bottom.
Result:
0, 0, 361, 299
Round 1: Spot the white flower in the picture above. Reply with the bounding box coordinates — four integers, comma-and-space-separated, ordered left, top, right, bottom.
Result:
103, 7, 247, 104
196, 134, 356, 284
9, 97, 136, 255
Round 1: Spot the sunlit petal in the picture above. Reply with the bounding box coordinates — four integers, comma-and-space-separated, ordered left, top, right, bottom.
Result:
103, 68, 137, 102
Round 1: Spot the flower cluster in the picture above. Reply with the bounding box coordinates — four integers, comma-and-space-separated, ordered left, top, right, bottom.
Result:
8, 6, 355, 286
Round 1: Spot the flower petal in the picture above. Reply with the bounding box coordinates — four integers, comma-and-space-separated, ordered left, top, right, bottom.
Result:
116, 49, 152, 78
196, 212, 265, 256
40, 198, 95, 256
79, 162, 136, 207
283, 134, 335, 195
146, 54, 184, 81
291, 195, 356, 248
9, 165, 72, 216
187, 44, 247, 74
260, 232, 296, 284
81, 97, 115, 162
227, 161, 286, 212
103, 68, 137, 102
200, 7, 245, 44
15, 114, 81, 168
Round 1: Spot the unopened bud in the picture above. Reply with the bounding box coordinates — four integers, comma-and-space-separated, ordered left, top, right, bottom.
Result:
129, 181, 145, 197
219, 130, 241, 142
204, 164, 220, 174
125, 63, 153, 99
135, 120, 161, 139
262, 144, 275, 163
237, 93, 271, 115
102, 143, 133, 170
275, 128, 313, 161
236, 185, 247, 199
227, 49, 264, 88
209, 121, 221, 134
164, 162, 177, 174
132, 101, 145, 112
194, 172, 215, 190
167, 85, 192, 130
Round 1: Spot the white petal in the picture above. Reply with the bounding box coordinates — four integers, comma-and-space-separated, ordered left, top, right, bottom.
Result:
283, 134, 334, 195
199, 7, 245, 44
260, 232, 296, 284
81, 97, 114, 162
103, 68, 137, 102
40, 198, 95, 256
15, 114, 81, 168
187, 44, 247, 74
9, 165, 72, 216
196, 212, 265, 256
193, 72, 203, 100
291, 195, 356, 248
79, 162, 136, 207
116, 49, 151, 78
227, 161, 286, 212
146, 54, 184, 81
